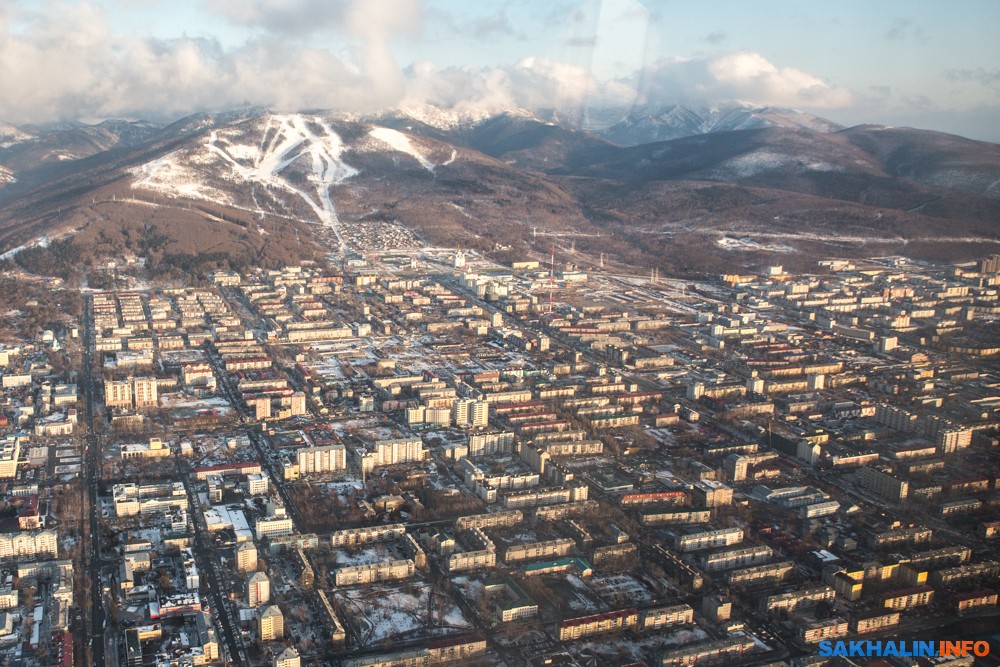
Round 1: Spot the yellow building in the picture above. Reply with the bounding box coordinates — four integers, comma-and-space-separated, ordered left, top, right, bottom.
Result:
833, 571, 863, 602
898, 564, 929, 586
132, 377, 159, 408
274, 647, 300, 667
258, 605, 284, 642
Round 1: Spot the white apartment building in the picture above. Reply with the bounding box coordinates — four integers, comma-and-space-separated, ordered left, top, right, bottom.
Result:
298, 445, 347, 475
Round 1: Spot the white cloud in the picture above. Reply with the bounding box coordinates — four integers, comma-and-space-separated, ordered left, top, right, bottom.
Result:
400, 56, 638, 116
511, 57, 601, 107
346, 0, 421, 104
0, 0, 418, 124
638, 52, 854, 109
0, 3, 854, 126
401, 63, 516, 114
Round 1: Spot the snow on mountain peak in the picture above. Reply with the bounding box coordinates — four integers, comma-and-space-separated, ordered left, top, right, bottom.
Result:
393, 103, 538, 130
131, 113, 360, 248
367, 127, 436, 172
0, 121, 34, 149
208, 114, 358, 186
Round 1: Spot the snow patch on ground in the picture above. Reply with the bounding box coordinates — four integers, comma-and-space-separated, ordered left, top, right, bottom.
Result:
917, 168, 1000, 196
716, 236, 795, 252
710, 229, 1000, 247
159, 394, 233, 410
131, 150, 234, 204
368, 127, 435, 172
0, 166, 15, 185
335, 584, 471, 645
223, 144, 261, 162
716, 151, 789, 177
803, 160, 840, 172
333, 546, 387, 567
0, 235, 50, 261
714, 150, 842, 178
0, 122, 33, 149
447, 202, 473, 219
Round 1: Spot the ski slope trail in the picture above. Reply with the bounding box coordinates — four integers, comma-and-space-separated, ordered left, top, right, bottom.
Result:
368, 127, 436, 173
207, 114, 358, 249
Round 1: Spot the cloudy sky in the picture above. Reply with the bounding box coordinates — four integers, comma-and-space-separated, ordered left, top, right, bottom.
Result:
2, 0, 999, 141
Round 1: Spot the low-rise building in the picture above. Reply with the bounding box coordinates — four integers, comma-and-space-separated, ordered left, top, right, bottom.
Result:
660, 638, 756, 667
851, 610, 900, 634
558, 608, 638, 641
503, 538, 575, 563
639, 605, 693, 632
675, 527, 744, 552
799, 617, 849, 644
881, 585, 934, 610
334, 559, 416, 586
701, 545, 772, 572
761, 587, 835, 614
274, 647, 301, 667
255, 516, 294, 540
955, 590, 998, 614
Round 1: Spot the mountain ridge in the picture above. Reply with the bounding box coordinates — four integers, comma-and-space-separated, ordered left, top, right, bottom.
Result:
0, 105, 997, 279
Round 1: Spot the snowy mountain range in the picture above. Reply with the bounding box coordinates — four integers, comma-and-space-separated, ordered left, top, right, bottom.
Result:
1, 103, 998, 276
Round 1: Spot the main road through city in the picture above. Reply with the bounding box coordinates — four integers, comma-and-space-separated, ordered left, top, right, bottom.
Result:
80, 294, 106, 667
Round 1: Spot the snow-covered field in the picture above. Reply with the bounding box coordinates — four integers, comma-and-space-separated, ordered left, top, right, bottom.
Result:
589, 573, 654, 604
715, 236, 795, 252
335, 583, 471, 645
0, 234, 50, 261
333, 544, 401, 567
132, 150, 233, 204
159, 393, 232, 411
